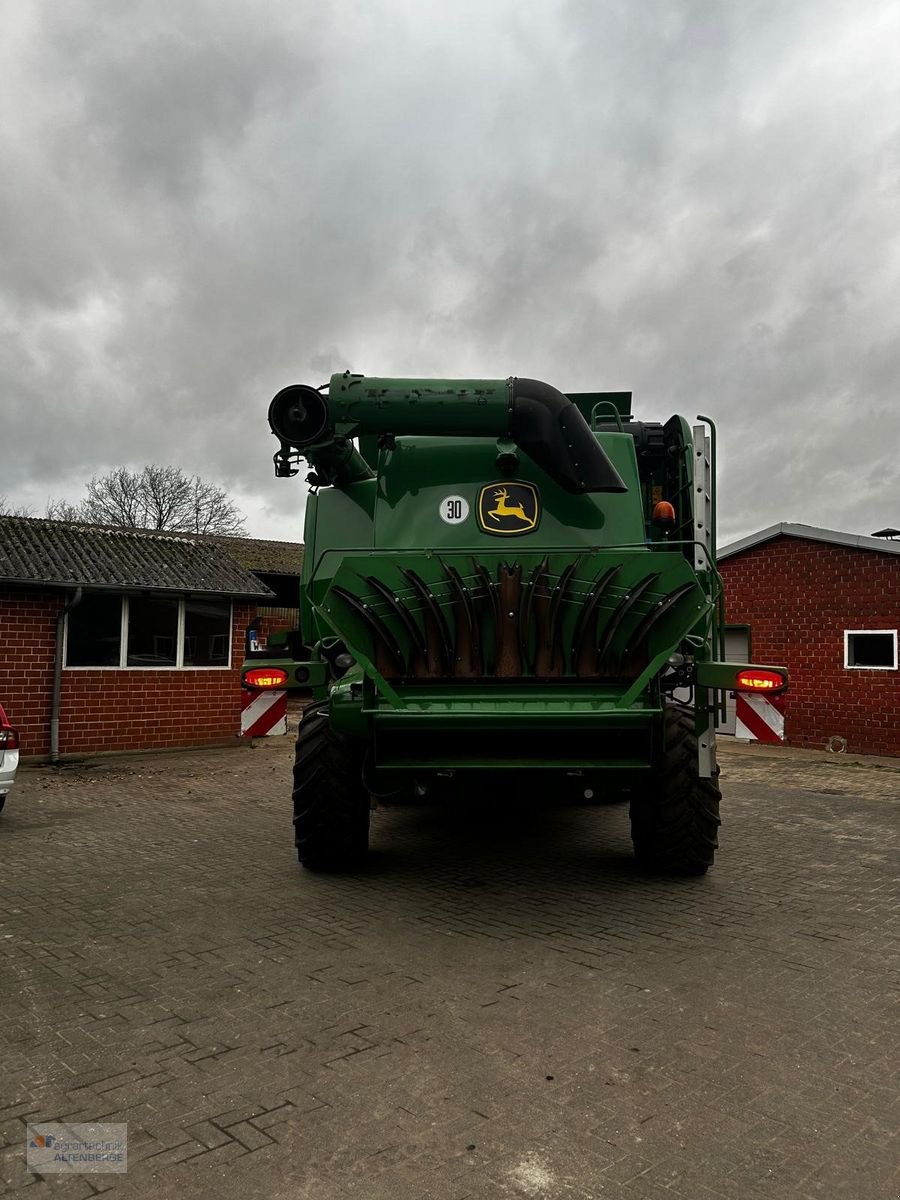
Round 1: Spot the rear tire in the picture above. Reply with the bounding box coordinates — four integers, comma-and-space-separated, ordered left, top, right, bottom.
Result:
292, 704, 370, 871
630, 704, 721, 875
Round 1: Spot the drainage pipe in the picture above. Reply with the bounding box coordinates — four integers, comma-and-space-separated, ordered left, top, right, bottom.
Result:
50, 587, 82, 763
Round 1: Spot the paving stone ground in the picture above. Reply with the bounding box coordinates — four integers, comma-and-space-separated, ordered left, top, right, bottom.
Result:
0, 734, 897, 1200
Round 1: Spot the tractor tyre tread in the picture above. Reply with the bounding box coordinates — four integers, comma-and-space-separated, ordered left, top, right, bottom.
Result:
630, 703, 722, 876
292, 704, 369, 871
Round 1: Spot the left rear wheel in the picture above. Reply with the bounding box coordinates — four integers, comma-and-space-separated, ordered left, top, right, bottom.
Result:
292, 704, 370, 870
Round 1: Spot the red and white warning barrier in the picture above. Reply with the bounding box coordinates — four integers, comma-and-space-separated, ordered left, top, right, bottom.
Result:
735, 692, 785, 743
240, 688, 287, 737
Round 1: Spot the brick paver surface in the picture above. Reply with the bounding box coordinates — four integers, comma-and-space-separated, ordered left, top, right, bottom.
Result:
0, 736, 897, 1199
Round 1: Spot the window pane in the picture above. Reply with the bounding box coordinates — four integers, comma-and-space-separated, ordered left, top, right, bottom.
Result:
127, 597, 178, 667
847, 633, 895, 668
183, 599, 231, 666
66, 595, 122, 666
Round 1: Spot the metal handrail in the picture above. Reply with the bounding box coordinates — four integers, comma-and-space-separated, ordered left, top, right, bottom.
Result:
591, 401, 624, 432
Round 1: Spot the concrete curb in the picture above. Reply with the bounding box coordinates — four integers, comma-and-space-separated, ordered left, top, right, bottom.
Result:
718, 737, 900, 773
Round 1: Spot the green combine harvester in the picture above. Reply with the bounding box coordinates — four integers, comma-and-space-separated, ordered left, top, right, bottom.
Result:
244, 372, 787, 875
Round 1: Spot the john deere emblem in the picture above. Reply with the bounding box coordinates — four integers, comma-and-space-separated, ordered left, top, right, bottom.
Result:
477, 482, 540, 536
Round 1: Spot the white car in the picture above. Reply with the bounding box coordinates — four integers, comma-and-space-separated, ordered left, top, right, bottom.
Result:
0, 703, 19, 811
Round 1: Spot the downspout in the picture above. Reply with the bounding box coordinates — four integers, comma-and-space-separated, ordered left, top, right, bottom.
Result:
51, 587, 82, 763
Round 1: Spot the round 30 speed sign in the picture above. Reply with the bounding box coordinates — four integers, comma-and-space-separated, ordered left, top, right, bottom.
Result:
439, 495, 469, 525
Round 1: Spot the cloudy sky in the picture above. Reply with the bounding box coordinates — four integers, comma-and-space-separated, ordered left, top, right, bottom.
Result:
3, 0, 899, 544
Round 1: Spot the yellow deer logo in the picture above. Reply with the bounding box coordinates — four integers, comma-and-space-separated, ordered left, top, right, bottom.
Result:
488, 487, 528, 523
477, 481, 540, 536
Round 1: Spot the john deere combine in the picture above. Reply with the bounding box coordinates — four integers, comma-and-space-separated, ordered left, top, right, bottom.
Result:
244, 372, 786, 874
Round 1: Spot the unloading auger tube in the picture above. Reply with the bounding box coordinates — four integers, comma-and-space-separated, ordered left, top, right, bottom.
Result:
268, 372, 628, 493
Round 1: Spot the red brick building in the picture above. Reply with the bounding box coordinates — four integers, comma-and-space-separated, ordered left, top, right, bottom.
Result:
719, 523, 900, 758
0, 517, 281, 759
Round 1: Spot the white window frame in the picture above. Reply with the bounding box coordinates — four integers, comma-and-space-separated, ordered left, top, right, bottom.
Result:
843, 629, 898, 671
64, 596, 233, 670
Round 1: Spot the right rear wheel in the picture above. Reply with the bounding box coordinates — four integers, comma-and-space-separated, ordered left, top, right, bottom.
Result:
292, 704, 370, 870
629, 704, 721, 875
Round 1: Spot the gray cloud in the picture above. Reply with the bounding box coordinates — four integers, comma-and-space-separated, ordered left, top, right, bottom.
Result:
3, 0, 899, 543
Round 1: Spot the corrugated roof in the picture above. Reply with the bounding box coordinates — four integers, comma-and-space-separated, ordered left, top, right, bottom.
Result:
719, 522, 900, 561
199, 534, 303, 575
0, 516, 274, 597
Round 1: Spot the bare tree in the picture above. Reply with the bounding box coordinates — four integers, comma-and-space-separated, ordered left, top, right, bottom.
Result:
83, 467, 147, 528
47, 466, 246, 535
46, 498, 85, 522
182, 474, 246, 535
124, 466, 190, 530
0, 495, 34, 517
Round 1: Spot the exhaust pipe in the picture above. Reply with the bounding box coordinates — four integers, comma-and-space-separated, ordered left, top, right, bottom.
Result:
510, 378, 627, 493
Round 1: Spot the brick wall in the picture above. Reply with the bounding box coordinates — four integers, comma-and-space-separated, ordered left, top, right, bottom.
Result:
253, 605, 298, 642
0, 589, 256, 758
0, 590, 58, 757
719, 538, 900, 757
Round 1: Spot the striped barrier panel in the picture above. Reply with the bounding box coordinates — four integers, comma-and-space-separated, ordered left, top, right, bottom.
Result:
240, 687, 287, 737
735, 692, 785, 743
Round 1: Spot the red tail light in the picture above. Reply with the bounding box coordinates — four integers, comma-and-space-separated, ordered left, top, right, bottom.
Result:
243, 667, 289, 689
734, 669, 787, 694
0, 727, 19, 750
